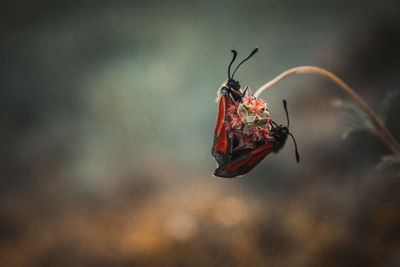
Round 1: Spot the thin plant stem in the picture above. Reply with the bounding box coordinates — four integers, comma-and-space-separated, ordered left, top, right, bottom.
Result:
254, 66, 400, 161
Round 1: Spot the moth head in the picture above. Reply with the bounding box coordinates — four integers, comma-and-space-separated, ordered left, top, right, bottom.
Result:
276, 125, 289, 136
226, 79, 241, 91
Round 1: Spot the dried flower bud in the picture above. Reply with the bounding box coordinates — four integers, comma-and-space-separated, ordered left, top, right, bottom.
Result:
226, 96, 273, 148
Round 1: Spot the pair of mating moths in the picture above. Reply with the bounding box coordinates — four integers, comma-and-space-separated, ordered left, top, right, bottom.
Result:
211, 48, 299, 178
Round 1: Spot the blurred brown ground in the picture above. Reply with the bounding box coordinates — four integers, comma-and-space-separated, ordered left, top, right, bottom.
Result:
1, 1, 400, 266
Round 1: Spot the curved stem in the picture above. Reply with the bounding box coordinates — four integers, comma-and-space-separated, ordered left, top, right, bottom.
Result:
254, 66, 400, 161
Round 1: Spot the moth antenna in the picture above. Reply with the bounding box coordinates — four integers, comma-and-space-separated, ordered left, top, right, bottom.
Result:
228, 50, 238, 80
231, 47, 259, 78
283, 99, 289, 128
288, 132, 300, 162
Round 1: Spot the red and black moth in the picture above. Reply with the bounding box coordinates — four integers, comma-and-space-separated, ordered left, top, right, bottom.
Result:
211, 48, 300, 178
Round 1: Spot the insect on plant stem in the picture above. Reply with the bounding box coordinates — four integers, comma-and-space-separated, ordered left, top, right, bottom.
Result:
253, 66, 400, 162
212, 48, 298, 178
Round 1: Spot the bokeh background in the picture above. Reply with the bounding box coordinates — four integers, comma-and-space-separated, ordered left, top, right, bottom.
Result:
1, 1, 400, 266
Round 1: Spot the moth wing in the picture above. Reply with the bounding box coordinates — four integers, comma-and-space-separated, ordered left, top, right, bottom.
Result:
211, 91, 234, 165
214, 143, 274, 178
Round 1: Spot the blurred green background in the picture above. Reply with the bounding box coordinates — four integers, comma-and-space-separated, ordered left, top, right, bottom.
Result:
1, 0, 400, 266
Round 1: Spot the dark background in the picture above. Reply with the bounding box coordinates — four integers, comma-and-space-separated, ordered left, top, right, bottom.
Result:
1, 1, 400, 266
